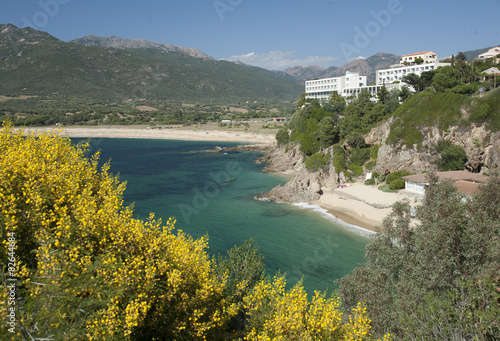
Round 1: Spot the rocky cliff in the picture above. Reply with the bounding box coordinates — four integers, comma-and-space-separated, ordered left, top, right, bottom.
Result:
366, 119, 500, 175
259, 121, 499, 203
256, 144, 347, 202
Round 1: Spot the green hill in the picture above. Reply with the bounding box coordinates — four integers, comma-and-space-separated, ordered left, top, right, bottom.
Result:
0, 24, 302, 103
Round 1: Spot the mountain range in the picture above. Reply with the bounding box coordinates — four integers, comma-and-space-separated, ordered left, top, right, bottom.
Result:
1, 23, 498, 104
0, 24, 302, 103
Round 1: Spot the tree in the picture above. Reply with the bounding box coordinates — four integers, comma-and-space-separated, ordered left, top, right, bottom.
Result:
339, 174, 500, 338
398, 85, 412, 101
296, 92, 307, 107
377, 85, 390, 103
435, 139, 468, 171
317, 116, 340, 148
414, 57, 424, 65
402, 73, 426, 92
275, 127, 289, 145
456, 51, 467, 63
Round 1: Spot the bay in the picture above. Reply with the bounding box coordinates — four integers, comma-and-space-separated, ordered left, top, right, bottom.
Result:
75, 137, 370, 294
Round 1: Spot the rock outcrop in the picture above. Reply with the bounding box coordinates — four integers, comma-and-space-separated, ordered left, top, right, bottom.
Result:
256, 144, 305, 173
367, 120, 500, 175
256, 144, 347, 202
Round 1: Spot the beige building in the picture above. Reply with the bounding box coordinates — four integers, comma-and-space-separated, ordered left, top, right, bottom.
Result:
402, 171, 489, 196
400, 51, 438, 65
478, 46, 500, 61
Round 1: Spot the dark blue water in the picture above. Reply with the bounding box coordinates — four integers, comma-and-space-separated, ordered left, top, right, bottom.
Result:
77, 137, 370, 294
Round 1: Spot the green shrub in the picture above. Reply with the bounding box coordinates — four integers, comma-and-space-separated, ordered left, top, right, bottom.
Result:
333, 146, 347, 173
275, 128, 289, 145
386, 170, 412, 186
365, 160, 376, 170
364, 178, 376, 186
435, 139, 467, 171
348, 163, 364, 177
378, 184, 399, 193
349, 147, 370, 166
389, 178, 405, 190
369, 144, 379, 159
305, 152, 330, 171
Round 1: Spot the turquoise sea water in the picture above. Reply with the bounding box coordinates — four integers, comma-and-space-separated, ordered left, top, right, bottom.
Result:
75, 137, 370, 294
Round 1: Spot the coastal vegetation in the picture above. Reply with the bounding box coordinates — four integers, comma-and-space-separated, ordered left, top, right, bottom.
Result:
0, 124, 387, 340
339, 174, 500, 339
0, 95, 294, 127
268, 52, 500, 340
282, 88, 401, 179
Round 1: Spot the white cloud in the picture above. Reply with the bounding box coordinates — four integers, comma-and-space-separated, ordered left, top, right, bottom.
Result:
226, 50, 339, 70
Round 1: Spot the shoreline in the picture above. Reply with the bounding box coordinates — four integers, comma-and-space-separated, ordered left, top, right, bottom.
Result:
18, 125, 403, 235
311, 185, 415, 234
18, 125, 277, 145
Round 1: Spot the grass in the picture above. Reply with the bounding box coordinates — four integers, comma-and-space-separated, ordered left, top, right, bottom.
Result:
387, 87, 500, 148
378, 184, 399, 193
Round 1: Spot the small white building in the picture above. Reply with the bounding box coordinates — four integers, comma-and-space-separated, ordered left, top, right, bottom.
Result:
478, 46, 500, 61
400, 51, 438, 65
402, 171, 489, 196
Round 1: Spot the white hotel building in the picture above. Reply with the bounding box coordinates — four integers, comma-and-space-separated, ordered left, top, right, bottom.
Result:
305, 71, 367, 100
376, 62, 450, 86
305, 51, 450, 101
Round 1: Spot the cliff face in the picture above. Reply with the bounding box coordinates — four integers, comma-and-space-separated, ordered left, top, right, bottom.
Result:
256, 145, 347, 202
366, 120, 500, 175
259, 122, 499, 203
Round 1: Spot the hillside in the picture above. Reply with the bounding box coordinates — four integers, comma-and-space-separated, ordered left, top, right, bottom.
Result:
460, 44, 500, 61
282, 65, 330, 83
0, 24, 302, 103
283, 52, 400, 84
70, 34, 214, 60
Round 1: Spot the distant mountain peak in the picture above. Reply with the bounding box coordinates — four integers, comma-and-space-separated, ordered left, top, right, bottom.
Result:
70, 35, 213, 60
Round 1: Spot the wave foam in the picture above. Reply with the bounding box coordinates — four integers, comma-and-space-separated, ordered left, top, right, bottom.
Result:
290, 202, 375, 237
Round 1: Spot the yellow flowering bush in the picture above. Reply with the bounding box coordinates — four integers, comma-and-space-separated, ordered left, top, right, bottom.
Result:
0, 124, 233, 340
242, 275, 390, 341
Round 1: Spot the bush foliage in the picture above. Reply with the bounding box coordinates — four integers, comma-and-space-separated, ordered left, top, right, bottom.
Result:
339, 174, 500, 339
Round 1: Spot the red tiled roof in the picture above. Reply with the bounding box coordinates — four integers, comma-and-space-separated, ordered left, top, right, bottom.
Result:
402, 51, 436, 57
402, 170, 489, 184
454, 180, 480, 195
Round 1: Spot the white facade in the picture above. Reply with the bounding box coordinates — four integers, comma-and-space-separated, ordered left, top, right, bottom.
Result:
376, 62, 450, 86
305, 71, 366, 100
400, 51, 438, 64
342, 83, 402, 98
478, 47, 500, 61
305, 51, 450, 101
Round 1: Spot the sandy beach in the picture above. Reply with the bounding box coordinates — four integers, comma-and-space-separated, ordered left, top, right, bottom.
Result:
19, 125, 277, 145
18, 125, 413, 233
312, 184, 416, 232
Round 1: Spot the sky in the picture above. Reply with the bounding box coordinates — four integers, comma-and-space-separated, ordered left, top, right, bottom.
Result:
1, 0, 500, 70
